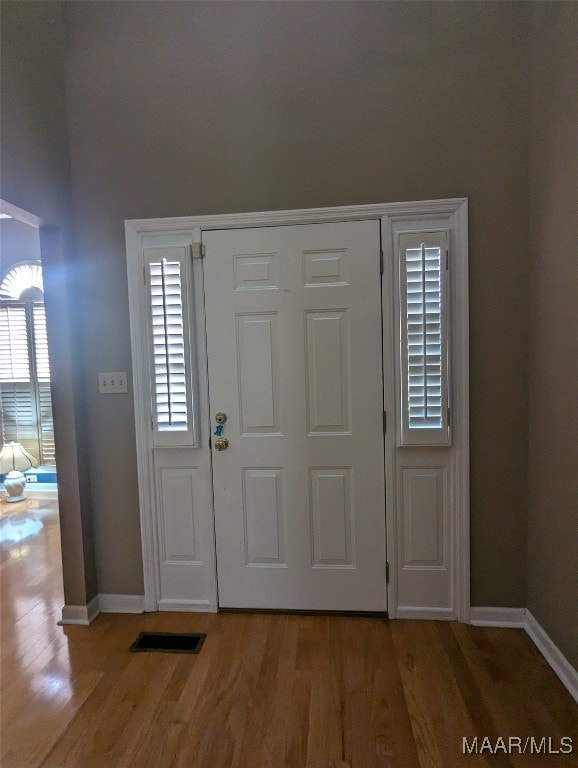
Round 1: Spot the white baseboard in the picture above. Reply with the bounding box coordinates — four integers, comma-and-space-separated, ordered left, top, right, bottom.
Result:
158, 598, 217, 613
59, 595, 100, 625
470, 607, 578, 705
525, 611, 578, 705
470, 606, 527, 628
396, 606, 457, 621
98, 593, 145, 614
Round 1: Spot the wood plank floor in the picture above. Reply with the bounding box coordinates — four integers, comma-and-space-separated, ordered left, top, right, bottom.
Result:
1, 495, 576, 767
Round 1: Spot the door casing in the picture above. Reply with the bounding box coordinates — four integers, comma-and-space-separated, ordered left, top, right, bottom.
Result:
125, 199, 470, 620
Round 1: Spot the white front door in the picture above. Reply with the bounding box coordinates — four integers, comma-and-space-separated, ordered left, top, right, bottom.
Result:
204, 220, 386, 611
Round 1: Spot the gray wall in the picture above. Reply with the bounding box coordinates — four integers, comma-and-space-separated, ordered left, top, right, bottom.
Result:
5, 1, 555, 614
0, 1, 97, 606
63, 1, 531, 603
4, 0, 575, 666
527, 5, 578, 669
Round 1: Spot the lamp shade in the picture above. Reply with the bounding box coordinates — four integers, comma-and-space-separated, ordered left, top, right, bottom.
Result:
0, 442, 38, 474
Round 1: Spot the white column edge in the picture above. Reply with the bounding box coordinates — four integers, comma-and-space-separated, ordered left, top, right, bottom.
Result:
59, 595, 100, 625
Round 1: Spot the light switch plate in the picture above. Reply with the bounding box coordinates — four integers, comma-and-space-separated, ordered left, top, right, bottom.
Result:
98, 372, 128, 393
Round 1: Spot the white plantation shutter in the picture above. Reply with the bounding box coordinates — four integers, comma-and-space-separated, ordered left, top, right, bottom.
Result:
32, 304, 56, 464
37, 383, 55, 464
398, 231, 450, 446
0, 305, 30, 382
0, 304, 39, 460
146, 247, 196, 446
32, 304, 51, 381
0, 263, 44, 300
0, 383, 39, 456
0, 301, 56, 465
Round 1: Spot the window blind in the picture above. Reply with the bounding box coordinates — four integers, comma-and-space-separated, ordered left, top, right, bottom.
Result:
37, 382, 55, 464
33, 305, 56, 464
32, 304, 51, 381
0, 305, 30, 382
0, 383, 38, 451
0, 305, 38, 459
146, 248, 196, 446
398, 231, 450, 446
0, 302, 55, 464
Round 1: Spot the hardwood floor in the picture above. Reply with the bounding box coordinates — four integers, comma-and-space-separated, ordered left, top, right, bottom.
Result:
1, 495, 576, 767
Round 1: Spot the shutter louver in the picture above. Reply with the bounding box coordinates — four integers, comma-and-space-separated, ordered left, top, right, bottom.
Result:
0, 301, 56, 465
37, 382, 56, 464
0, 305, 40, 459
0, 383, 41, 460
32, 304, 56, 463
32, 304, 51, 381
398, 231, 450, 446
146, 249, 196, 446
0, 306, 31, 382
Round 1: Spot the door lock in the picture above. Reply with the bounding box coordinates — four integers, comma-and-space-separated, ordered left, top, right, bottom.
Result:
214, 437, 229, 451
214, 412, 228, 437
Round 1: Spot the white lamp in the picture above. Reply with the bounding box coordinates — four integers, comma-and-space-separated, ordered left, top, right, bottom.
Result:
0, 442, 39, 502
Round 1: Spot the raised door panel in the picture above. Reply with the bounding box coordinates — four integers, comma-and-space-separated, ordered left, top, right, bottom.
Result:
401, 467, 445, 567
242, 468, 286, 566
154, 458, 216, 606
234, 253, 279, 291
305, 310, 352, 435
236, 313, 281, 435
396, 462, 451, 611
303, 249, 349, 287
310, 467, 354, 567
158, 468, 199, 564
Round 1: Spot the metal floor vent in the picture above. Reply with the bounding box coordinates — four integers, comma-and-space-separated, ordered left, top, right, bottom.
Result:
129, 631, 206, 654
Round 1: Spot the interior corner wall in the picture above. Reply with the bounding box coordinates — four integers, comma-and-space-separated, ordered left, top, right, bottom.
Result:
527, 4, 578, 669
0, 1, 97, 606
61, 1, 531, 602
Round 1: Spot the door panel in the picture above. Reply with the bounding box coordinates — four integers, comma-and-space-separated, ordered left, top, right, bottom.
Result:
237, 313, 280, 434
204, 220, 386, 611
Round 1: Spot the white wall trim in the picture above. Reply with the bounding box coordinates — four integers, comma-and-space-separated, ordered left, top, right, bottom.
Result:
396, 607, 457, 621
126, 198, 468, 234
525, 611, 578, 705
126, 222, 161, 612
98, 593, 145, 614
381, 199, 469, 621
126, 198, 469, 617
158, 599, 216, 613
452, 200, 470, 623
470, 606, 528, 628
59, 595, 100, 625
470, 607, 578, 704
0, 198, 43, 228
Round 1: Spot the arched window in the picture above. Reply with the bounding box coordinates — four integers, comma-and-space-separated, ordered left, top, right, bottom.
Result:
0, 262, 44, 300
0, 262, 55, 465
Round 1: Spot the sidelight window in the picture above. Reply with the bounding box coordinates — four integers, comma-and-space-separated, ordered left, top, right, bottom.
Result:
398, 231, 450, 446
145, 247, 196, 446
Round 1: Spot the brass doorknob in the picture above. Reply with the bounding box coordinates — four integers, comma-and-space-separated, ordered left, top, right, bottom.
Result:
214, 437, 229, 451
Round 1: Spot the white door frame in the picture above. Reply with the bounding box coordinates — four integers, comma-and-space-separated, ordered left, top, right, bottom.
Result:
125, 198, 469, 619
